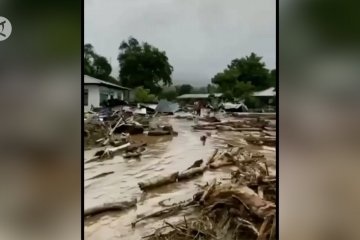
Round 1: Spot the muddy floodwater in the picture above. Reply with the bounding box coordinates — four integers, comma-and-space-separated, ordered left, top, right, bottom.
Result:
84, 116, 276, 240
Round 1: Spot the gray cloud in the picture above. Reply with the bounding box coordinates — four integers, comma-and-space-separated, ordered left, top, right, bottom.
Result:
85, 0, 275, 86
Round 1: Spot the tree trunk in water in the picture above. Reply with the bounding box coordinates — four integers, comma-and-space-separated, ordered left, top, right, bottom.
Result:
178, 166, 207, 180
138, 172, 179, 191
84, 199, 137, 217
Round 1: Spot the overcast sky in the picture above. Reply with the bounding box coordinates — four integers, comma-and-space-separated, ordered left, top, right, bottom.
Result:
85, 0, 275, 87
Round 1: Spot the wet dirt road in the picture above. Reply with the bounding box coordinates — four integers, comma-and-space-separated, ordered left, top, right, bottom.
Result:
84, 117, 276, 240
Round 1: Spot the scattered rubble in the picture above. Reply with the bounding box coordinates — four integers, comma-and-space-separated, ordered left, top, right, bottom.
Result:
85, 107, 276, 240
136, 145, 276, 240
128, 138, 276, 239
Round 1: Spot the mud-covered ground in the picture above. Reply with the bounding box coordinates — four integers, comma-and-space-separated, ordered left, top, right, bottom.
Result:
84, 116, 276, 240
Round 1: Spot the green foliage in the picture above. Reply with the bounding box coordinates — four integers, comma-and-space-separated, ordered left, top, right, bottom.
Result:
244, 96, 262, 109
212, 53, 274, 98
233, 82, 255, 99
133, 86, 157, 103
159, 90, 178, 101
118, 37, 173, 95
175, 84, 193, 95
207, 84, 219, 93
84, 43, 115, 82
269, 69, 276, 88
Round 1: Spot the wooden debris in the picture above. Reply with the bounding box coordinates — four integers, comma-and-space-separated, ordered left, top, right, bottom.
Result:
86, 171, 114, 180
206, 149, 219, 165
131, 201, 195, 227
138, 172, 179, 191
148, 130, 172, 136
123, 152, 142, 158
178, 165, 207, 180
126, 142, 147, 152
98, 142, 131, 159
186, 159, 203, 170
199, 179, 216, 205
84, 198, 137, 217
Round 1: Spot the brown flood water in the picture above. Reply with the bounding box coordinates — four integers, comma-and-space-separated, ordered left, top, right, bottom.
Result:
84, 116, 276, 240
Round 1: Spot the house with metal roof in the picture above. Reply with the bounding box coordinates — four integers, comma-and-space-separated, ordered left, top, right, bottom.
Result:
252, 87, 276, 106
84, 75, 131, 111
252, 87, 276, 97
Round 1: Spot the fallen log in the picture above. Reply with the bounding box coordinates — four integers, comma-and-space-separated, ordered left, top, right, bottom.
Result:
84, 198, 137, 217
209, 160, 234, 169
209, 152, 236, 169
209, 185, 276, 219
216, 125, 235, 131
138, 172, 179, 191
148, 130, 172, 136
131, 200, 195, 228
86, 171, 114, 180
234, 127, 262, 132
178, 165, 207, 180
206, 148, 219, 165
98, 142, 131, 159
263, 126, 276, 131
186, 159, 203, 170
262, 130, 276, 137
123, 152, 142, 158
245, 136, 276, 146
192, 125, 217, 130
126, 142, 147, 152
194, 120, 245, 127
85, 156, 100, 164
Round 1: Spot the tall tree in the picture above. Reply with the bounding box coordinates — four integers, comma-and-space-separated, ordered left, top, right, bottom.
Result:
269, 69, 276, 88
211, 53, 272, 99
84, 44, 114, 82
118, 37, 173, 94
93, 56, 112, 80
84, 44, 95, 75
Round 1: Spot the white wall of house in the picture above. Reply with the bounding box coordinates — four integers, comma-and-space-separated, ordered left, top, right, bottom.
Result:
84, 85, 100, 112
84, 85, 126, 112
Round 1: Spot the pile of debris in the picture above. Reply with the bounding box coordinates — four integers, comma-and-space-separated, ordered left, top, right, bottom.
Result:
84, 120, 109, 148
192, 118, 276, 146
128, 144, 276, 240
143, 182, 276, 240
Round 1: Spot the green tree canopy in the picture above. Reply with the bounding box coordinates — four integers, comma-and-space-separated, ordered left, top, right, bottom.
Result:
211, 53, 272, 99
269, 69, 276, 88
118, 37, 173, 95
133, 86, 157, 103
207, 84, 219, 93
84, 43, 115, 83
159, 90, 178, 101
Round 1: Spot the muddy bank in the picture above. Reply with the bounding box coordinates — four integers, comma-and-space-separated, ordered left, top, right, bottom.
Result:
84, 116, 276, 240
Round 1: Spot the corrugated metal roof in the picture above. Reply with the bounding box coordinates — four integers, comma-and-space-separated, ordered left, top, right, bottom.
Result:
253, 87, 276, 97
84, 75, 131, 90
155, 100, 179, 113
177, 93, 223, 99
